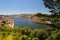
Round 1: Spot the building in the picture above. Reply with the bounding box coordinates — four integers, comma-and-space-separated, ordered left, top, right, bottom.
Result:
0, 16, 14, 28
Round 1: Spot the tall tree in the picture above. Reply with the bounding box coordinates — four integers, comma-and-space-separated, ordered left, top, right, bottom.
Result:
43, 0, 60, 17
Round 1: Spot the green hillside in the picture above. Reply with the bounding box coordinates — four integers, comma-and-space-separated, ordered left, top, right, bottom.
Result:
0, 25, 60, 40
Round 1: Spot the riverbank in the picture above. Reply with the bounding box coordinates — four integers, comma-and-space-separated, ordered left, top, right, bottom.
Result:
26, 15, 60, 28
13, 18, 52, 29
26, 15, 52, 25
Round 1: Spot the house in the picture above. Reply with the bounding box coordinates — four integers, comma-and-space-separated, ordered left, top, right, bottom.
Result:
6, 18, 14, 28
0, 16, 14, 28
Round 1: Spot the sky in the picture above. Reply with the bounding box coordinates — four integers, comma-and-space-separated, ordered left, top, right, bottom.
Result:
0, 0, 50, 15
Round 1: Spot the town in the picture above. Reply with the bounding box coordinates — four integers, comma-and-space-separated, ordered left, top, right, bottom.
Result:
0, 16, 14, 28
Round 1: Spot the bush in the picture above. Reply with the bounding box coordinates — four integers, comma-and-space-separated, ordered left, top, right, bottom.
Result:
0, 26, 60, 40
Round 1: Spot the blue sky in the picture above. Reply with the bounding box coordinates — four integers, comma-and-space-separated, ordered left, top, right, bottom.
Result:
0, 0, 50, 15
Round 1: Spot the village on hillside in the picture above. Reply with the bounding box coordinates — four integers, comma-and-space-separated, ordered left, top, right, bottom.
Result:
0, 16, 14, 28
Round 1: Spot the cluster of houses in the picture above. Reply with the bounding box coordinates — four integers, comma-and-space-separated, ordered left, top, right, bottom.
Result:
0, 16, 14, 28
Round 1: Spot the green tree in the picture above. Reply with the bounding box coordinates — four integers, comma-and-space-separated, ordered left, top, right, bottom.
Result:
43, 0, 60, 17
35, 13, 42, 17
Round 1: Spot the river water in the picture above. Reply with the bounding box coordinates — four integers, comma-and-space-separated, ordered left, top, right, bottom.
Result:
13, 18, 52, 29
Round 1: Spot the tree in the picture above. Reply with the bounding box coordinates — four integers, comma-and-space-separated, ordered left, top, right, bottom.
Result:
43, 0, 60, 17
35, 13, 42, 17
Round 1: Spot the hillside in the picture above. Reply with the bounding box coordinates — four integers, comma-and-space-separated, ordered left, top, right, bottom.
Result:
0, 26, 60, 40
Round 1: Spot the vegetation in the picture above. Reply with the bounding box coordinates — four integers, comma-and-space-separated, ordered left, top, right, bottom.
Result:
47, 18, 60, 22
43, 0, 60, 18
0, 25, 60, 40
35, 13, 50, 17
35, 13, 60, 22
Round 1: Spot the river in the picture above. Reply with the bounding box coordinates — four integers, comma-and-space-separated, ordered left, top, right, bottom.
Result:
13, 18, 52, 29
